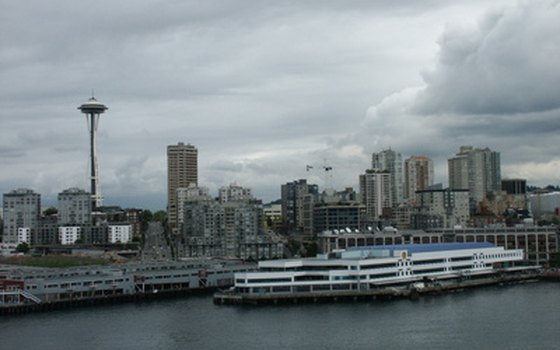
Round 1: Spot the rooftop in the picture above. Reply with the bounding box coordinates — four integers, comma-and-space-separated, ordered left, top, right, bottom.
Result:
349, 242, 495, 254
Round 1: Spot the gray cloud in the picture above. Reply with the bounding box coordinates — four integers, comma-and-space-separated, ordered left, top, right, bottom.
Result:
413, 1, 560, 115
2, 0, 556, 211
353, 1, 560, 186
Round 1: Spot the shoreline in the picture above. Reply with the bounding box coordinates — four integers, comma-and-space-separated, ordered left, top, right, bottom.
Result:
0, 286, 218, 316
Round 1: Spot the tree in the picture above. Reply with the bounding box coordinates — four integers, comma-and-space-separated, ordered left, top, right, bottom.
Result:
302, 242, 318, 257
140, 209, 153, 222
140, 210, 153, 233
549, 252, 560, 268
153, 210, 167, 223
16, 242, 30, 254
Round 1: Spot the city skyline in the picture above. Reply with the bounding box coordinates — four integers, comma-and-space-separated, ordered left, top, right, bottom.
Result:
1, 1, 559, 210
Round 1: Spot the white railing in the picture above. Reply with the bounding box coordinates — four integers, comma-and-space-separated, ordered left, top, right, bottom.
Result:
20, 290, 42, 304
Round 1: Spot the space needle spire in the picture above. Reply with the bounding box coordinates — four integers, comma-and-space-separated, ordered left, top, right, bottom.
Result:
78, 94, 108, 211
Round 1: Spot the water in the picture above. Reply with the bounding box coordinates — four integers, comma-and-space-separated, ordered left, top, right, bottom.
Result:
1, 282, 558, 350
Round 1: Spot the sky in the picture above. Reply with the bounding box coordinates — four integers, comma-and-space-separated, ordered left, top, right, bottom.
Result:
1, 0, 559, 211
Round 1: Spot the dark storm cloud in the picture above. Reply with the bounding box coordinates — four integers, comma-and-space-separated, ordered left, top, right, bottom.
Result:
0, 147, 25, 159
413, 1, 560, 115
356, 1, 560, 186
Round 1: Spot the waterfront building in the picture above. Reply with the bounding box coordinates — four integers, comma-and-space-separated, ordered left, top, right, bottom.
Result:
0, 260, 254, 305
359, 170, 392, 221
2, 189, 41, 244
281, 179, 319, 235
372, 149, 404, 206
167, 142, 198, 232
448, 146, 501, 211
59, 226, 81, 245
57, 188, 91, 226
411, 189, 470, 229
404, 156, 434, 204
529, 191, 560, 218
231, 243, 524, 297
318, 226, 558, 265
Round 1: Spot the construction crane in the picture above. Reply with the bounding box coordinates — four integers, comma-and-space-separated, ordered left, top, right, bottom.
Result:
305, 159, 334, 188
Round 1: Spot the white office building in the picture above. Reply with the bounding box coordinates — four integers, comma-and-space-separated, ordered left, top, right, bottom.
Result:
17, 227, 31, 244
108, 225, 132, 244
59, 226, 81, 245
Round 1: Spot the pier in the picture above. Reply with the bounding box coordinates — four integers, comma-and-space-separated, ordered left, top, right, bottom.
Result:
0, 259, 256, 315
214, 270, 542, 305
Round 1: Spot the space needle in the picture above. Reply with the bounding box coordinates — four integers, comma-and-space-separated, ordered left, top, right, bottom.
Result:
78, 95, 108, 211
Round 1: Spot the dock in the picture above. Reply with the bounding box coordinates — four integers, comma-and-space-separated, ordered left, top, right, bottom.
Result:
0, 259, 256, 315
214, 271, 541, 305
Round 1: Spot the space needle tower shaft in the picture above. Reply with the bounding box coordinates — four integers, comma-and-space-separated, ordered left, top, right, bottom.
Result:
78, 96, 108, 211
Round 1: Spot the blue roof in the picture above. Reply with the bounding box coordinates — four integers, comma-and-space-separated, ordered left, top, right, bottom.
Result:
349, 242, 495, 254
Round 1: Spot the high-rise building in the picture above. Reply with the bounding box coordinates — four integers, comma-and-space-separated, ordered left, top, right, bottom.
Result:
404, 156, 434, 203
2, 188, 41, 244
176, 185, 210, 231
448, 146, 501, 210
57, 187, 91, 226
411, 189, 470, 229
167, 142, 198, 232
372, 149, 404, 205
359, 170, 392, 220
281, 179, 319, 234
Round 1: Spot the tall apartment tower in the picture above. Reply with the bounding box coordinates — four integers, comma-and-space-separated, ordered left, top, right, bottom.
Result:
57, 187, 92, 226
2, 188, 41, 244
404, 156, 434, 203
372, 149, 404, 206
167, 142, 198, 231
448, 146, 501, 210
281, 179, 318, 234
359, 169, 392, 220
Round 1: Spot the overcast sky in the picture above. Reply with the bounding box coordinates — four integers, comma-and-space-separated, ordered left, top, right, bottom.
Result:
1, 0, 559, 210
